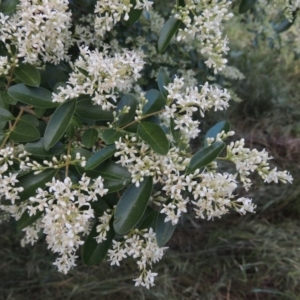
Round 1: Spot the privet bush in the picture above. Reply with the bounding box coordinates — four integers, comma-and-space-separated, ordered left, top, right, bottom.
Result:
0, 0, 295, 289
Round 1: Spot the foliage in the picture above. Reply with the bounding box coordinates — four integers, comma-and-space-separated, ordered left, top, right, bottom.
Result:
0, 0, 297, 290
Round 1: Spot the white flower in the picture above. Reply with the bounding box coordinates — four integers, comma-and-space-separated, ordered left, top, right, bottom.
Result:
52, 46, 145, 108
0, 1, 73, 64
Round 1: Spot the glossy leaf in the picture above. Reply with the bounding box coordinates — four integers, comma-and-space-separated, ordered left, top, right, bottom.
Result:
102, 128, 124, 145
170, 118, 180, 144
91, 199, 111, 216
0, 91, 17, 105
124, 0, 143, 26
157, 16, 181, 53
14, 63, 41, 87
0, 121, 7, 131
19, 114, 39, 127
239, 0, 257, 14
137, 122, 169, 155
186, 141, 225, 174
0, 107, 14, 121
92, 161, 131, 193
16, 169, 57, 202
138, 207, 157, 230
113, 177, 153, 234
204, 120, 231, 146
275, 19, 294, 33
96, 161, 131, 181
10, 123, 40, 142
44, 100, 76, 150
142, 89, 166, 115
82, 128, 99, 148
116, 94, 137, 127
0, 92, 7, 108
0, 0, 19, 14
76, 99, 114, 121
8, 84, 58, 108
83, 220, 114, 265
34, 107, 46, 118
157, 67, 171, 99
85, 145, 116, 170
103, 177, 130, 193
17, 210, 43, 231
25, 138, 65, 157
156, 213, 176, 247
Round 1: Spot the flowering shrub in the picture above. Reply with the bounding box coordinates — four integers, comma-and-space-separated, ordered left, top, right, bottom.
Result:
0, 0, 295, 289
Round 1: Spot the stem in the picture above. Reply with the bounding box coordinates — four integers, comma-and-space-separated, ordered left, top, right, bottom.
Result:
120, 109, 166, 130
17, 105, 50, 123
0, 108, 24, 149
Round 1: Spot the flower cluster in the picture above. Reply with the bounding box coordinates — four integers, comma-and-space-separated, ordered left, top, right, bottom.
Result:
0, 146, 27, 205
115, 135, 189, 186
164, 77, 231, 140
108, 228, 167, 289
52, 46, 145, 109
0, 0, 73, 64
226, 139, 293, 190
174, 0, 233, 72
94, 0, 153, 37
0, 0, 295, 290
26, 174, 108, 274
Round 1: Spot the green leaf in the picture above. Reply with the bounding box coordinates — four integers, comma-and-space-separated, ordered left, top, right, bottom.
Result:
91, 199, 110, 216
138, 207, 157, 230
17, 210, 43, 231
204, 120, 231, 146
0, 91, 17, 105
239, 0, 257, 14
0, 0, 19, 15
0, 107, 14, 121
116, 94, 137, 127
76, 99, 114, 121
275, 18, 295, 33
157, 16, 181, 53
0, 92, 7, 109
10, 123, 40, 142
123, 122, 138, 133
82, 220, 114, 265
156, 213, 176, 247
0, 133, 6, 143
102, 128, 124, 145
34, 107, 46, 118
16, 169, 57, 202
19, 114, 39, 127
65, 122, 75, 139
137, 122, 169, 155
105, 178, 129, 193
113, 177, 153, 234
0, 122, 7, 130
186, 141, 225, 174
124, 0, 143, 26
44, 100, 76, 150
85, 145, 116, 170
142, 89, 166, 115
25, 138, 65, 157
8, 84, 58, 108
170, 118, 180, 144
14, 63, 41, 87
82, 128, 99, 148
96, 161, 131, 181
92, 161, 131, 193
157, 67, 171, 99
